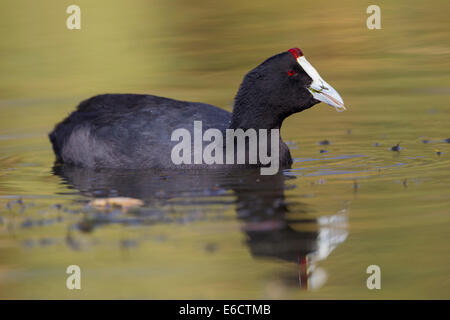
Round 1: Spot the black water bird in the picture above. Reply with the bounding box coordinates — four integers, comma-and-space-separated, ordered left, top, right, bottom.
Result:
49, 48, 345, 170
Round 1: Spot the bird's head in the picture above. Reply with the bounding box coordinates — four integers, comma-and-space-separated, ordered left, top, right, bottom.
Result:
232, 48, 346, 129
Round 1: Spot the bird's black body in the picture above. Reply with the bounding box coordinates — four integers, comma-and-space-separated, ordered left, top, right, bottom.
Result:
50, 51, 320, 170
50, 94, 232, 168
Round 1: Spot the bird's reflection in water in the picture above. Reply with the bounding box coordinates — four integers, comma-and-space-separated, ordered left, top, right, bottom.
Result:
53, 165, 348, 290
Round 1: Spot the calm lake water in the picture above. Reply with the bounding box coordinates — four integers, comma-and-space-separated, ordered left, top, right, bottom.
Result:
0, 0, 449, 299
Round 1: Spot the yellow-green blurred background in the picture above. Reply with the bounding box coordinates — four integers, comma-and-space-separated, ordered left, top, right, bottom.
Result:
0, 0, 449, 299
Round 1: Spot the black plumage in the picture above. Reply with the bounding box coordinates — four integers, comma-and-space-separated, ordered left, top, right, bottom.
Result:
49, 50, 319, 169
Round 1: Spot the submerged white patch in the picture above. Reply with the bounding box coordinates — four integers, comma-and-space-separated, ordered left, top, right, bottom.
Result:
62, 127, 119, 167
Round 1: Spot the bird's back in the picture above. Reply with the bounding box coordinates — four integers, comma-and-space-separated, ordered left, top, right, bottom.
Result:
49, 94, 231, 168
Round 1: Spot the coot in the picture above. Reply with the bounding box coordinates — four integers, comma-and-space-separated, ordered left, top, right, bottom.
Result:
49, 48, 345, 172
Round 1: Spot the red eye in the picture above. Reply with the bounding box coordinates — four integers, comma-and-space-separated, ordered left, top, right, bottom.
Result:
288, 70, 296, 76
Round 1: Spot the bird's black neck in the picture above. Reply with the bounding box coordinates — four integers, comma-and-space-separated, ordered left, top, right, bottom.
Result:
229, 96, 287, 131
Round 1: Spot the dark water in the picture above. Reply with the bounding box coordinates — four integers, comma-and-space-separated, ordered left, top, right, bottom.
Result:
0, 0, 449, 298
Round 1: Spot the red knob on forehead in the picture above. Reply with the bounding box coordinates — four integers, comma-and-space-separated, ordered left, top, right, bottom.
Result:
288, 48, 303, 59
